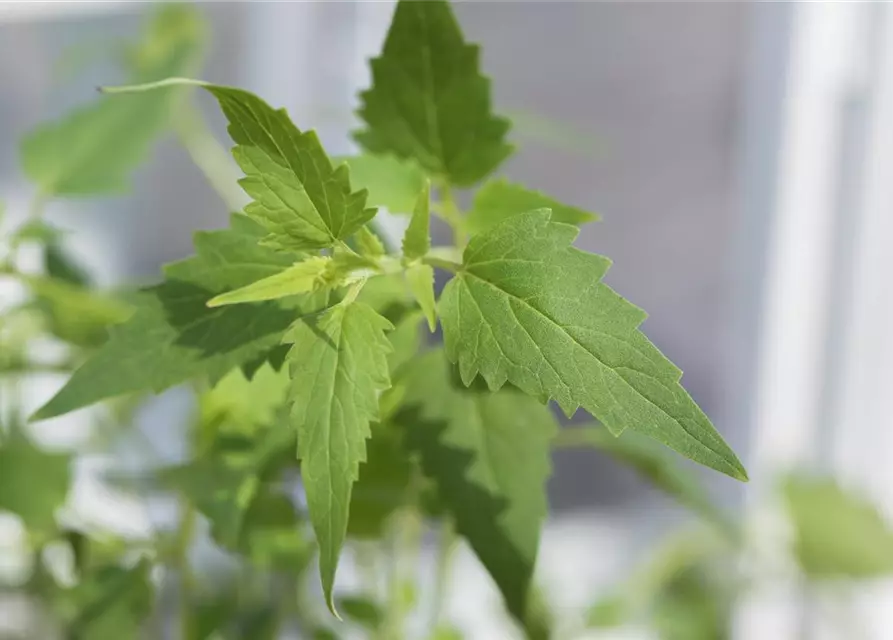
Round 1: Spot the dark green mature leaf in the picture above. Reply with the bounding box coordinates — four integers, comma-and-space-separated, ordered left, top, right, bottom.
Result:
466, 178, 598, 235
21, 5, 204, 196
356, 0, 513, 186
783, 475, 893, 579
440, 210, 746, 481
33, 214, 321, 420
0, 432, 70, 532
197, 84, 374, 251
285, 301, 393, 613
60, 560, 153, 640
396, 349, 555, 626
338, 154, 427, 214
348, 423, 412, 539
44, 241, 91, 287
554, 425, 732, 534
337, 595, 384, 631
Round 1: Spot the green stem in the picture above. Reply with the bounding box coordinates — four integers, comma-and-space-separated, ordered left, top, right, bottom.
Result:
437, 183, 467, 249
422, 255, 461, 274
172, 99, 246, 212
176, 498, 197, 639
551, 426, 600, 450
429, 517, 457, 629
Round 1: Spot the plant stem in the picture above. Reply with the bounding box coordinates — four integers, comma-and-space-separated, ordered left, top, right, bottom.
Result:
429, 517, 457, 629
551, 426, 600, 450
437, 183, 467, 249
176, 497, 197, 639
381, 506, 423, 640
422, 255, 461, 273
173, 100, 246, 212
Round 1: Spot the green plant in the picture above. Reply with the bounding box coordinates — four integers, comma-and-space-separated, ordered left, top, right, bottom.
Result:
0, 2, 815, 638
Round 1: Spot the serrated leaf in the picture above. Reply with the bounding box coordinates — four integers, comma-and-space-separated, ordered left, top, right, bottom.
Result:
285, 301, 393, 613
33, 214, 324, 420
355, 225, 387, 258
60, 560, 153, 640
467, 178, 598, 235
405, 264, 436, 332
20, 5, 204, 196
396, 349, 555, 625
402, 181, 431, 260
207, 256, 333, 307
555, 425, 732, 535
191, 84, 374, 251
338, 154, 427, 214
783, 474, 893, 579
0, 432, 70, 533
356, 0, 513, 186
440, 210, 746, 481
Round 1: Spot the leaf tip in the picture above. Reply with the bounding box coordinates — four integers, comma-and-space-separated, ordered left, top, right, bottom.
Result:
325, 593, 343, 621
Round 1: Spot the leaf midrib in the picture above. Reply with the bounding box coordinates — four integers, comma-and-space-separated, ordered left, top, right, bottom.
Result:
459, 271, 732, 464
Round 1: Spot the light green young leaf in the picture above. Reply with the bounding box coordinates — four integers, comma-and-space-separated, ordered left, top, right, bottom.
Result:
386, 309, 425, 378
405, 264, 436, 332
0, 432, 70, 533
397, 349, 556, 626
466, 178, 599, 235
285, 301, 393, 614
355, 225, 386, 258
21, 5, 204, 196
402, 181, 431, 261
207, 256, 333, 307
439, 210, 746, 481
198, 84, 375, 250
338, 154, 427, 214
784, 474, 893, 579
356, 0, 513, 186
200, 363, 289, 433
33, 215, 323, 420
554, 425, 732, 535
